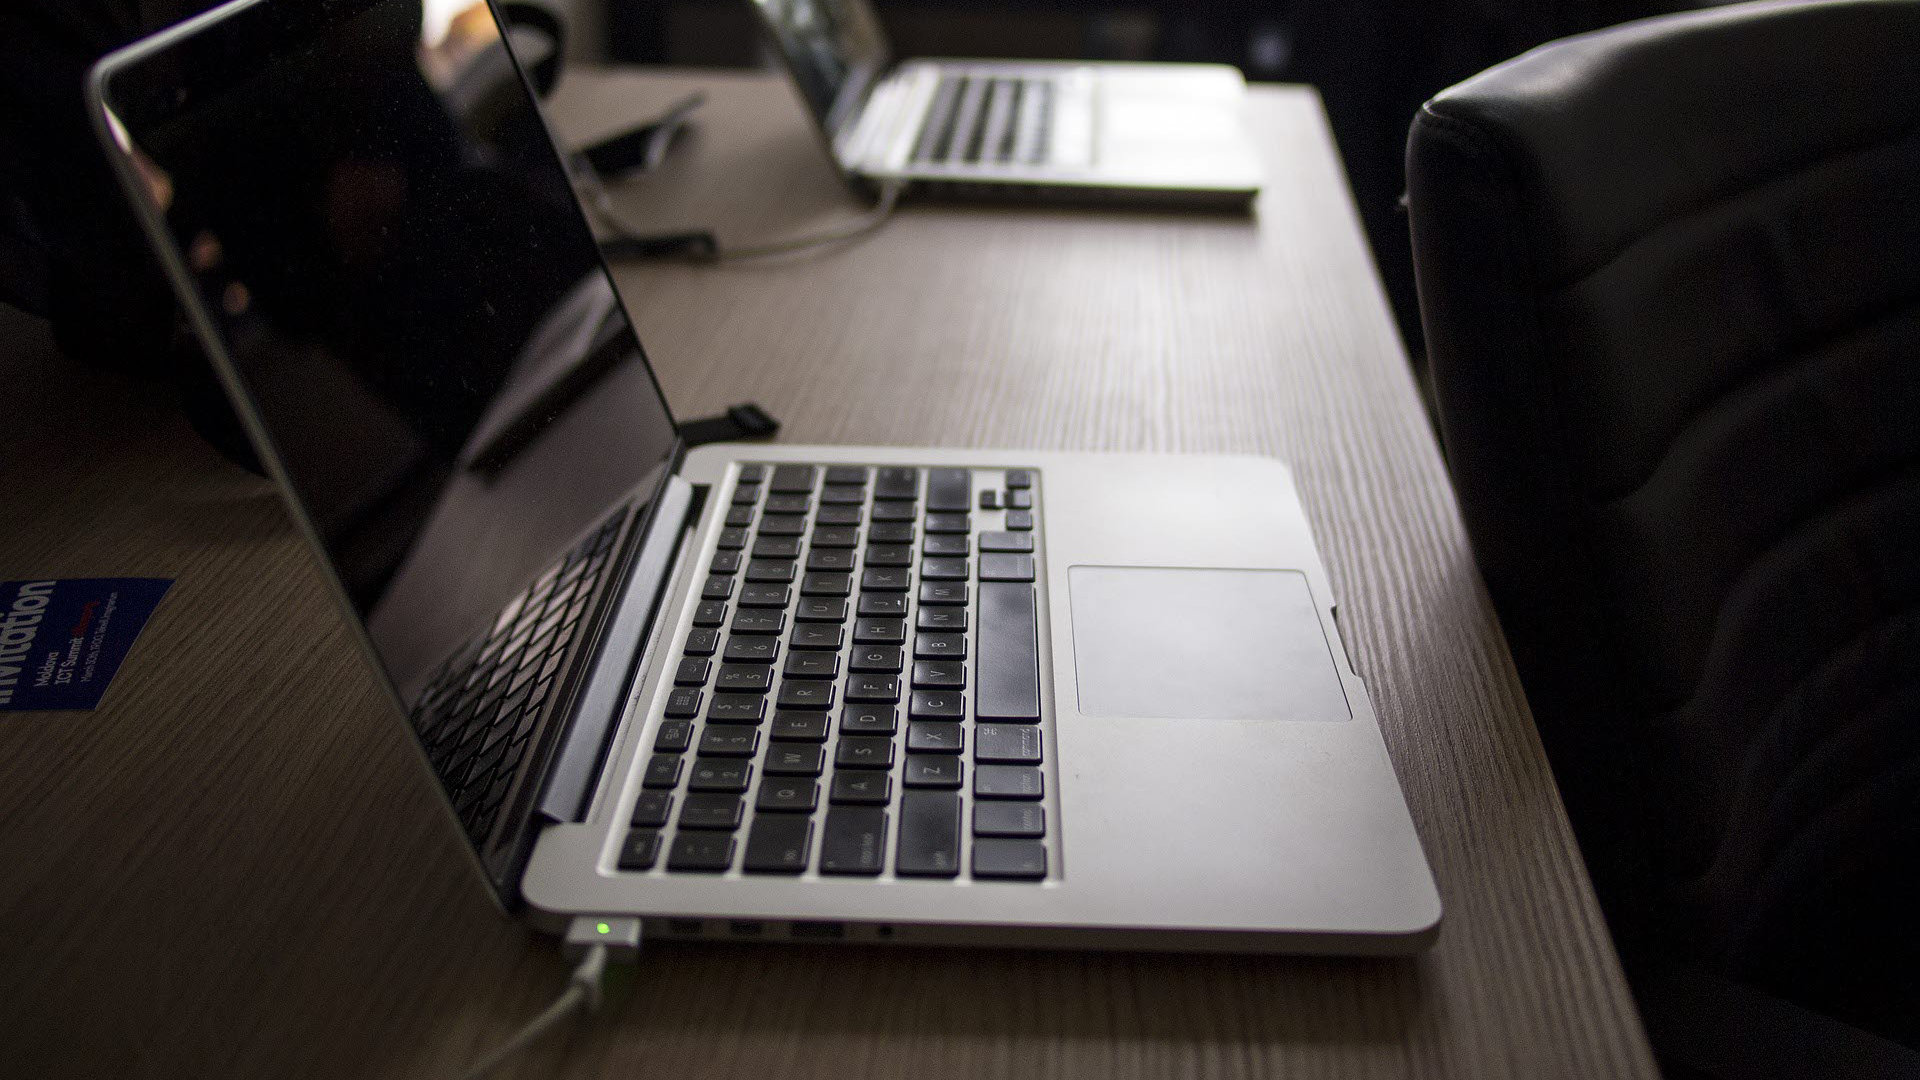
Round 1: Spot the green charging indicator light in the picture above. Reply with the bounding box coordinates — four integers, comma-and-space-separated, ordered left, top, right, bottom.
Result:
596, 922, 611, 935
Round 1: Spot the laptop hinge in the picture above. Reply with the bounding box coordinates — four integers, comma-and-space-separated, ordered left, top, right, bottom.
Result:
534, 474, 696, 823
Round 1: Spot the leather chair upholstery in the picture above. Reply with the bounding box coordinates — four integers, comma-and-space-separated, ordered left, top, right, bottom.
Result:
1406, 0, 1920, 1068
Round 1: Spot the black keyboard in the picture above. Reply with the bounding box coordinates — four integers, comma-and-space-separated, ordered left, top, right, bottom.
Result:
912, 75, 1055, 167
620, 464, 1051, 881
410, 509, 628, 847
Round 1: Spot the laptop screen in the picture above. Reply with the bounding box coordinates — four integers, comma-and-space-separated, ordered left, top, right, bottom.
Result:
747, 0, 890, 135
95, 0, 681, 701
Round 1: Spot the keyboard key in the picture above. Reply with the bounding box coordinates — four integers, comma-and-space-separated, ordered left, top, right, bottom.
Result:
752, 535, 802, 559
679, 792, 745, 829
915, 633, 967, 660
973, 839, 1047, 880
921, 557, 969, 580
688, 758, 752, 793
667, 832, 734, 872
980, 554, 1035, 582
812, 526, 860, 548
975, 764, 1044, 799
849, 645, 903, 673
758, 515, 807, 537
790, 623, 845, 650
919, 581, 968, 606
904, 754, 964, 789
836, 736, 895, 769
917, 607, 967, 632
840, 706, 899, 734
765, 493, 811, 515
896, 791, 962, 877
755, 777, 820, 813
701, 576, 734, 601
770, 710, 830, 742
845, 675, 901, 703
858, 594, 908, 617
872, 501, 918, 521
764, 742, 826, 776
722, 637, 780, 663
977, 582, 1041, 721
979, 490, 1000, 511
979, 531, 1034, 553
663, 688, 703, 718
715, 664, 772, 693
769, 464, 817, 493
912, 661, 965, 689
973, 801, 1045, 838
643, 753, 683, 789
861, 567, 911, 592
710, 550, 743, 574
717, 527, 750, 550
725, 506, 755, 527
618, 829, 661, 870
794, 597, 849, 623
864, 544, 912, 567
631, 791, 673, 827
909, 691, 966, 719
730, 609, 786, 635
868, 521, 915, 544
731, 483, 762, 505
737, 465, 767, 483
819, 806, 889, 875
801, 572, 852, 597
744, 814, 812, 874
1004, 509, 1034, 531
806, 549, 857, 572
707, 694, 767, 724
820, 484, 866, 505
698, 725, 760, 757
975, 723, 1043, 764
927, 468, 971, 511
653, 718, 694, 752
854, 617, 907, 645
815, 505, 863, 527
783, 651, 840, 680
924, 512, 971, 534
777, 681, 836, 710
692, 601, 727, 627
874, 467, 920, 500
746, 559, 796, 583
673, 657, 711, 686
825, 465, 870, 485
1006, 490, 1033, 510
683, 628, 720, 657
739, 584, 792, 608
923, 534, 969, 557
1004, 469, 1033, 489
829, 770, 891, 804
907, 721, 965, 753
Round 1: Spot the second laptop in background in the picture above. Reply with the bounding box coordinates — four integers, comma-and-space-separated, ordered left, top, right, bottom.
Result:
746, 0, 1264, 207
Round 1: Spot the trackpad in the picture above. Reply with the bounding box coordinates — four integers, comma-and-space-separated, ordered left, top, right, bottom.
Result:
1068, 567, 1351, 721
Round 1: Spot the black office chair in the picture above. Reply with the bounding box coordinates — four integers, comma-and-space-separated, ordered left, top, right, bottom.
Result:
1405, 1, 1920, 1076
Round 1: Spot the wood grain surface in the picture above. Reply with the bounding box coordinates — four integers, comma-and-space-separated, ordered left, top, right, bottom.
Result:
0, 69, 1656, 1080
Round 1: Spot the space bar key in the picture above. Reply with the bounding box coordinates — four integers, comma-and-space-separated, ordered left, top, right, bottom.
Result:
977, 582, 1041, 721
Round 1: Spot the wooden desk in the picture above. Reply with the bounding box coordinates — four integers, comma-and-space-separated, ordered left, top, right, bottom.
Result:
0, 70, 1657, 1079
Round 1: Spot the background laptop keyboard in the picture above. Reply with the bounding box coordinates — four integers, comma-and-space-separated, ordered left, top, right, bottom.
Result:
912, 75, 1055, 167
621, 464, 1050, 882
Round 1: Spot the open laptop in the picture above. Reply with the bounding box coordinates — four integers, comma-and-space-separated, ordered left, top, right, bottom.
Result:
745, 0, 1265, 206
90, 0, 1438, 953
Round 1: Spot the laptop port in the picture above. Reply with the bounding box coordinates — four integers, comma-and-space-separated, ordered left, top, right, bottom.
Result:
788, 921, 846, 940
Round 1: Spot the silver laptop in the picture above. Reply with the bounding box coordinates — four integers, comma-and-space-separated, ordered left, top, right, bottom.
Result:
747, 0, 1265, 206
91, 0, 1437, 953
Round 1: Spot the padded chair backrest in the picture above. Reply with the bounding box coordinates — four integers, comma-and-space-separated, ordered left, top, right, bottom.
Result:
1406, 0, 1920, 1042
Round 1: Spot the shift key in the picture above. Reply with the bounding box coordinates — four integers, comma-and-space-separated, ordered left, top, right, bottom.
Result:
977, 582, 1040, 721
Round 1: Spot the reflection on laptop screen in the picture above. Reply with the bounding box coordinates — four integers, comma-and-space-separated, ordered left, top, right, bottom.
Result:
99, 0, 679, 700
749, 0, 888, 132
